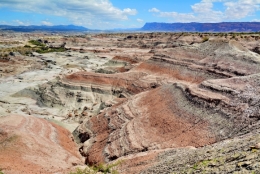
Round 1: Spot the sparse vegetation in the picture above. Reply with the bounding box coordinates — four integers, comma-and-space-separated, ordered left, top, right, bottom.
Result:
0, 135, 19, 147
202, 36, 209, 42
0, 46, 35, 57
36, 47, 66, 54
70, 161, 121, 174
29, 40, 45, 47
29, 39, 66, 54
69, 167, 96, 174
0, 168, 4, 174
91, 162, 120, 174
0, 39, 66, 57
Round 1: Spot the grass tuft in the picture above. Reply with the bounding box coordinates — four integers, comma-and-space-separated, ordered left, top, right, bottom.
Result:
202, 36, 209, 42
70, 161, 122, 174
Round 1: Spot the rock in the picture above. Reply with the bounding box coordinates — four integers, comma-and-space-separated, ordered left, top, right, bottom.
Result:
9, 52, 15, 56
68, 113, 73, 117
237, 161, 251, 167
81, 111, 88, 117
74, 110, 79, 117
255, 143, 260, 149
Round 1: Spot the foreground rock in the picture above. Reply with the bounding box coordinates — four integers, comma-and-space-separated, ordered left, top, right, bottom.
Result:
0, 115, 83, 174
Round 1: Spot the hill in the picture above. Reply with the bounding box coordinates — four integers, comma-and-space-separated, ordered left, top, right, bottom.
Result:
0, 24, 88, 32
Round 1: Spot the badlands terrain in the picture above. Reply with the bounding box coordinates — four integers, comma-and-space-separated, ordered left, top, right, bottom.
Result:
1, 31, 260, 173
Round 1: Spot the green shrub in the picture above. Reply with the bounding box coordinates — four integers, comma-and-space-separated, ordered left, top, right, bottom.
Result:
70, 161, 121, 174
91, 162, 119, 174
202, 36, 209, 42
27, 39, 66, 54
69, 167, 96, 174
29, 40, 45, 47
36, 47, 66, 54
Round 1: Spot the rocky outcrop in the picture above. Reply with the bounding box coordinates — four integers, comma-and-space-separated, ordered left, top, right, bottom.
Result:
79, 85, 214, 164
63, 71, 155, 96
143, 132, 260, 174
70, 33, 260, 173
0, 115, 83, 174
78, 79, 260, 166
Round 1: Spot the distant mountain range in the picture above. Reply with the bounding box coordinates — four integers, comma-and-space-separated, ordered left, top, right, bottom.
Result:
141, 22, 260, 32
1, 22, 260, 32
0, 25, 89, 32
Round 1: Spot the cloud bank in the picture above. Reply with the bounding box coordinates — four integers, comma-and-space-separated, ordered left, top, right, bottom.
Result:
0, 0, 137, 28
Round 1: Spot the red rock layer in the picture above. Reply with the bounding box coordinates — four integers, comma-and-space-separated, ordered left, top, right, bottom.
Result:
82, 86, 215, 165
64, 71, 154, 95
0, 115, 82, 174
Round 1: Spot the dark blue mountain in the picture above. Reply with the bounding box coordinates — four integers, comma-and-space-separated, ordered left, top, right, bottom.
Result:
0, 25, 89, 32
141, 22, 260, 32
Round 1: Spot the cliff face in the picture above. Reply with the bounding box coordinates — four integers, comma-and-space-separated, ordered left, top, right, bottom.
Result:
142, 22, 260, 32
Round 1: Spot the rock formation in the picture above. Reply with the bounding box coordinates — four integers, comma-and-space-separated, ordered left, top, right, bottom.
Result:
0, 115, 83, 174
1, 31, 260, 173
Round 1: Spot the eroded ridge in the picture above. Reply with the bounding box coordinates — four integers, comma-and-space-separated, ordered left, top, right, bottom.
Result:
1, 32, 260, 173
0, 115, 83, 174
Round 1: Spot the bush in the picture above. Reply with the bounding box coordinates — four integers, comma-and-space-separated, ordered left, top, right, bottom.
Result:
69, 167, 95, 174
29, 40, 45, 47
28, 39, 66, 54
91, 162, 119, 174
70, 161, 121, 174
202, 36, 209, 42
36, 47, 66, 54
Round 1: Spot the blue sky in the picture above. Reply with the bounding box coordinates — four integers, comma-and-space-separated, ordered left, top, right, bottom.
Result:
0, 0, 260, 29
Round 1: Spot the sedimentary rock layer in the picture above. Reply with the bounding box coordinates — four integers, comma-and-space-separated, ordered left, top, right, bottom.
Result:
0, 115, 83, 174
2, 32, 260, 173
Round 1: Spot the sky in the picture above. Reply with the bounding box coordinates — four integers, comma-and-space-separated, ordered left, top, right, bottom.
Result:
0, 0, 260, 29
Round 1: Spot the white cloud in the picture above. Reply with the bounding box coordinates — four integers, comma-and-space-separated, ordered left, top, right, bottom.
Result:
13, 20, 30, 26
41, 21, 53, 26
149, 0, 260, 23
252, 19, 260, 22
190, 0, 224, 22
0, 21, 8, 25
123, 8, 137, 15
224, 0, 259, 19
0, 0, 137, 29
159, 12, 197, 22
191, 1, 214, 13
137, 18, 144, 23
149, 8, 160, 13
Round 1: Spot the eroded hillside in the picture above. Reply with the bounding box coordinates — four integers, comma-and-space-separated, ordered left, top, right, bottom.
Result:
1, 32, 260, 173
